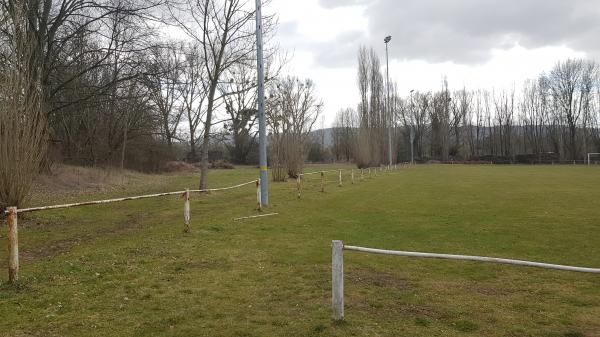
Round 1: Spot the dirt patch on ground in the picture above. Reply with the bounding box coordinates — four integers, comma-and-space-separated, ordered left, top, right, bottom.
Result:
18, 213, 148, 262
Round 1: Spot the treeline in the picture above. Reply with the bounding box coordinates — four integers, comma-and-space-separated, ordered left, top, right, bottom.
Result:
331, 47, 600, 165
0, 0, 325, 209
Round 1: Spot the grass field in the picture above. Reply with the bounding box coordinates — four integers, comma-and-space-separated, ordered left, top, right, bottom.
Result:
1, 165, 600, 337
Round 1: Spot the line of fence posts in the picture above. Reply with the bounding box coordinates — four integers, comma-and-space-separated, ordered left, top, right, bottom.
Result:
4, 179, 261, 283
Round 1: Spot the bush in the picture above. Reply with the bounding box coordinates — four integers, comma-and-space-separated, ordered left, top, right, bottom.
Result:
162, 161, 197, 173
209, 160, 234, 169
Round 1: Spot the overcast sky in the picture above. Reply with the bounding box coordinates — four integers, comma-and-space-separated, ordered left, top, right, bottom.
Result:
265, 0, 600, 125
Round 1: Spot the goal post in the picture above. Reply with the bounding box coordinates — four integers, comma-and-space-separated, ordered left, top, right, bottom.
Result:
587, 153, 600, 165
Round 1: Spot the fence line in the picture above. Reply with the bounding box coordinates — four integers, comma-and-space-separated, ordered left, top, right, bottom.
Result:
332, 240, 600, 321
8, 180, 258, 215
3, 179, 258, 283
295, 164, 406, 198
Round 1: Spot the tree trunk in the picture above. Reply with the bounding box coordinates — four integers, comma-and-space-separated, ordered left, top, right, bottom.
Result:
199, 82, 218, 190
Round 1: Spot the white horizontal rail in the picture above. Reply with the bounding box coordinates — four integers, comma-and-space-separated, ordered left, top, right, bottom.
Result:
233, 212, 279, 221
332, 241, 600, 321
10, 180, 257, 214
188, 180, 257, 193
344, 245, 600, 273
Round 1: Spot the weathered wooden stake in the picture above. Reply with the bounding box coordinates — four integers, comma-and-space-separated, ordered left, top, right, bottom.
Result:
256, 179, 262, 211
183, 189, 191, 233
320, 172, 325, 193
296, 176, 302, 199
361, 169, 364, 181
332, 240, 344, 321
338, 170, 342, 187
7, 207, 18, 283
369, 168, 372, 178
351, 169, 355, 184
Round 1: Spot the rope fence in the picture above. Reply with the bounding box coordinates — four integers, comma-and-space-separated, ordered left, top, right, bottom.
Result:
2, 179, 259, 283
2, 164, 408, 283
331, 240, 600, 321
294, 164, 406, 198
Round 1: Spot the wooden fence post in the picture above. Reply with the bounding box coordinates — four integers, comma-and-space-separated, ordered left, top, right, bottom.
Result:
361, 169, 364, 181
369, 168, 372, 178
256, 179, 262, 211
320, 172, 325, 193
351, 169, 354, 184
7, 207, 18, 283
338, 170, 342, 187
297, 176, 302, 199
332, 240, 344, 321
183, 189, 190, 233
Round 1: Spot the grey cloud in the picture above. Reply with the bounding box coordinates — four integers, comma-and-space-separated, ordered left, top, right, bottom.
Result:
321, 0, 600, 64
313, 30, 368, 68
318, 0, 369, 9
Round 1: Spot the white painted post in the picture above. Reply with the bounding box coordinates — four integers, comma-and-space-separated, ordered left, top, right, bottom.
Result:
332, 240, 344, 321
588, 153, 590, 166
7, 207, 18, 283
338, 170, 342, 187
183, 189, 190, 233
360, 169, 364, 181
297, 176, 302, 199
321, 172, 325, 193
351, 169, 355, 184
256, 179, 262, 211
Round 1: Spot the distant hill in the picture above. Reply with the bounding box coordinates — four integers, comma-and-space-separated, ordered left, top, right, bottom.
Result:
309, 128, 335, 147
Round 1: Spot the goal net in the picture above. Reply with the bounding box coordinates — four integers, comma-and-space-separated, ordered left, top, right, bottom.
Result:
587, 153, 600, 165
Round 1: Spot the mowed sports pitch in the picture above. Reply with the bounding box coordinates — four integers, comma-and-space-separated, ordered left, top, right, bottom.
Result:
1, 165, 599, 336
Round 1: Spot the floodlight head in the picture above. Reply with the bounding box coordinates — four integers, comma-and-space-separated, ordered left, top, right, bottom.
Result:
384, 36, 392, 43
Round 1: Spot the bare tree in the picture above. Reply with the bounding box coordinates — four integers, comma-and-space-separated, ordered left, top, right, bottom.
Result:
180, 42, 208, 162
267, 76, 322, 180
144, 43, 184, 148
167, 0, 276, 189
0, 1, 47, 209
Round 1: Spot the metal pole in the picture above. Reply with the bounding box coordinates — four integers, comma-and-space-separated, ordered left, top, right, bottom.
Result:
255, 0, 268, 206
410, 127, 415, 165
385, 38, 392, 168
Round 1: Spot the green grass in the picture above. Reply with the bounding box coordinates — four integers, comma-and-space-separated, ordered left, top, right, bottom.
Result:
1, 164, 600, 336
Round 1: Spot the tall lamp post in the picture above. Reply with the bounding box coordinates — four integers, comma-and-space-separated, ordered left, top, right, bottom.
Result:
410, 89, 415, 165
384, 35, 392, 168
255, 0, 268, 206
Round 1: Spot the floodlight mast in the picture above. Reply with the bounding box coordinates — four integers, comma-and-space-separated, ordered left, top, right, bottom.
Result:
384, 35, 392, 168
255, 0, 268, 206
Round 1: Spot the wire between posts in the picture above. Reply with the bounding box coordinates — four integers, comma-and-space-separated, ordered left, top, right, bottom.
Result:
13, 180, 259, 214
